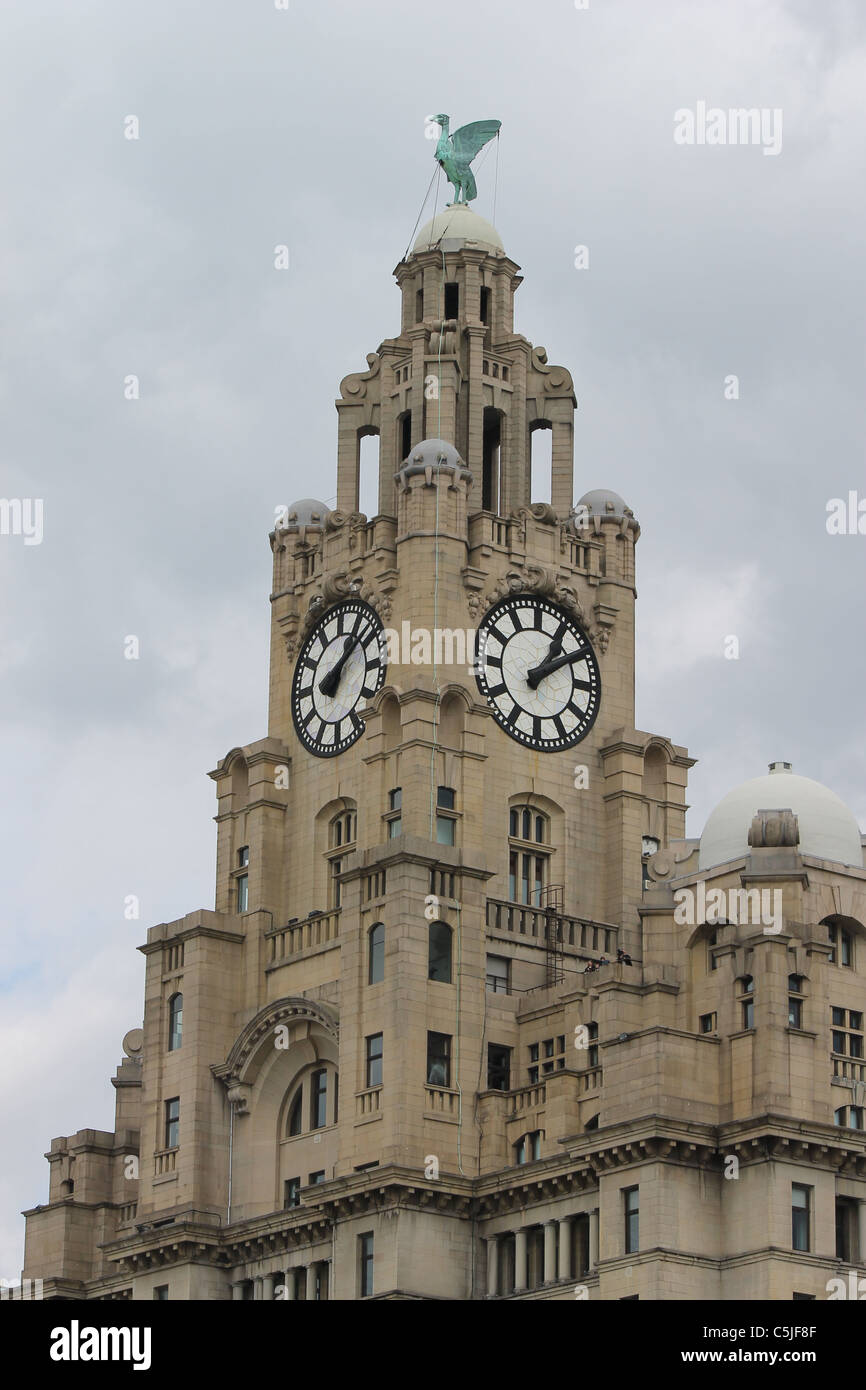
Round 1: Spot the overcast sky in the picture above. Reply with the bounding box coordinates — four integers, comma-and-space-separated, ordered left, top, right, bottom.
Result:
1, 0, 864, 1278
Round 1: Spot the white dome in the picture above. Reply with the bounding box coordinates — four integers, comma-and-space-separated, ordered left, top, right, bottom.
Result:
699, 763, 863, 870
575, 489, 634, 521
413, 203, 503, 254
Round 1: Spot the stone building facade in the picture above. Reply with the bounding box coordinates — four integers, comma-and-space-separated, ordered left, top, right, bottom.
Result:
21, 202, 866, 1301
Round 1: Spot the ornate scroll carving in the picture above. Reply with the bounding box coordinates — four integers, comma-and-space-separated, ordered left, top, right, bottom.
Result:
339, 352, 381, 401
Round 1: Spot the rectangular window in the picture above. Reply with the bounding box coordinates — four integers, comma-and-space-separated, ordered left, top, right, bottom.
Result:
237, 845, 249, 867
365, 1033, 383, 1089
236, 874, 248, 912
742, 999, 754, 1030
310, 1068, 328, 1129
388, 787, 402, 810
308, 1170, 325, 1185
284, 1177, 301, 1209
330, 858, 342, 908
792, 1184, 811, 1252
831, 1007, 864, 1057
436, 814, 455, 845
624, 1187, 639, 1254
788, 998, 802, 1029
388, 816, 402, 839
700, 1012, 717, 1033
588, 1022, 599, 1068
487, 1043, 510, 1091
164, 1097, 180, 1149
359, 1233, 374, 1298
437, 786, 455, 810
836, 1198, 857, 1262
153, 1285, 168, 1300
444, 282, 459, 319
486, 954, 510, 994
426, 1031, 451, 1087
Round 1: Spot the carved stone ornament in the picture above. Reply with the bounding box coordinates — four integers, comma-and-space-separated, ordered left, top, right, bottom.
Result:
530, 345, 574, 395
472, 565, 586, 624
289, 571, 392, 659
339, 352, 380, 401
645, 844, 697, 882
748, 809, 800, 849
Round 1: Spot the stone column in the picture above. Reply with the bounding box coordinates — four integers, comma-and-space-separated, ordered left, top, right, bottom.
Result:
253, 1275, 263, 1300
544, 1221, 558, 1284
305, 1264, 317, 1301
589, 1209, 599, 1270
859, 1202, 866, 1265
486, 1238, 498, 1297
514, 1229, 528, 1292
262, 1273, 275, 1301
559, 1218, 573, 1281
284, 1269, 296, 1301
231, 1282, 245, 1301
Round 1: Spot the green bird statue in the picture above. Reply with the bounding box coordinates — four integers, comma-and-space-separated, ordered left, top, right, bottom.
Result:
431, 114, 501, 204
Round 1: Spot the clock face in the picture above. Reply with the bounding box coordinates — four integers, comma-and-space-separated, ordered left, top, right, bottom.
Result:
474, 594, 601, 751
291, 599, 386, 757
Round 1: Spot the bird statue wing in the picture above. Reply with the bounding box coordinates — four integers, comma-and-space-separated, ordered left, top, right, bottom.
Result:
450, 119, 501, 165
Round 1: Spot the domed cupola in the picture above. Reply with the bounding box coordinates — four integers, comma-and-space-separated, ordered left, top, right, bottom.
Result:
699, 762, 863, 871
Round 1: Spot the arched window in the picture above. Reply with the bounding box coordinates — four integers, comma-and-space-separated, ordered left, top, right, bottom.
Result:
327, 809, 356, 909
368, 923, 384, 984
835, 1106, 864, 1130
514, 1130, 542, 1165
825, 916, 855, 968
508, 805, 550, 905
168, 993, 183, 1052
288, 1088, 303, 1137
428, 921, 452, 983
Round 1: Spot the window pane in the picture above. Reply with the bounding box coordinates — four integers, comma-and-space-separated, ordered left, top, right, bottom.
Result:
437, 786, 455, 810
428, 922, 452, 982
366, 1035, 383, 1088
436, 814, 455, 846
535, 815, 544, 843
509, 808, 518, 837
832, 1007, 846, 1026
486, 954, 509, 993
426, 1031, 451, 1086
850, 1011, 863, 1031
388, 816, 402, 838
788, 999, 802, 1028
369, 924, 384, 984
509, 851, 517, 902
487, 1044, 510, 1090
522, 809, 531, 840
841, 933, 852, 965
236, 874, 248, 912
311, 1069, 328, 1129
169, 994, 183, 1051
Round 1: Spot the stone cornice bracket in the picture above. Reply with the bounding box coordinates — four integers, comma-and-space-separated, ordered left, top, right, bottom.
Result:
339, 352, 381, 401
225, 1081, 252, 1116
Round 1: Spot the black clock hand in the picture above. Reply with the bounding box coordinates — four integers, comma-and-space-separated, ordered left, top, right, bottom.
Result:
318, 635, 359, 697
526, 646, 589, 690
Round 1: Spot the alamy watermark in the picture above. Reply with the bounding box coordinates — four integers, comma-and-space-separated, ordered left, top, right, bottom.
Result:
673, 882, 782, 934
674, 102, 782, 157
0, 498, 43, 545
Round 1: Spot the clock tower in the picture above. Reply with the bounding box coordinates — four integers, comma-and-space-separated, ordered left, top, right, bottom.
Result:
22, 194, 697, 1303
